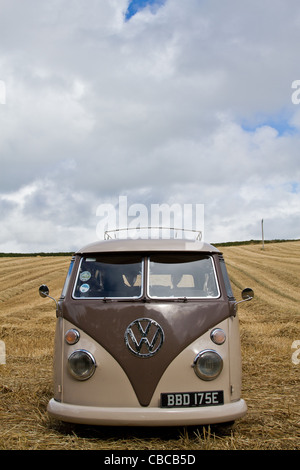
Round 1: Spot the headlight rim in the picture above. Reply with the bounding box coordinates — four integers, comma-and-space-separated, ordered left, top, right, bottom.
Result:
193, 349, 223, 381
67, 349, 97, 381
65, 328, 80, 345
210, 328, 226, 345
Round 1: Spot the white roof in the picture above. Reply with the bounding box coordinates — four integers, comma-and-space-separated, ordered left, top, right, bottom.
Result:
76, 238, 220, 254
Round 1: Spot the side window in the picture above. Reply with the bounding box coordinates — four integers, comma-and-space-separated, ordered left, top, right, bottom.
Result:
61, 258, 75, 298
219, 257, 234, 300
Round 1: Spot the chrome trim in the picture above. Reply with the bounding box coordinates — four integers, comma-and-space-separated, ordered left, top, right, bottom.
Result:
67, 349, 97, 381
210, 328, 226, 345
193, 349, 223, 381
65, 329, 80, 345
124, 318, 165, 358
104, 227, 202, 241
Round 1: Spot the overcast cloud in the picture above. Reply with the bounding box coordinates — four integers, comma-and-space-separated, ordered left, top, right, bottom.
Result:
0, 0, 299, 252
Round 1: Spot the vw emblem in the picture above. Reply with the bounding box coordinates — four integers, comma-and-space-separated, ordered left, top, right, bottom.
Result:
125, 318, 164, 358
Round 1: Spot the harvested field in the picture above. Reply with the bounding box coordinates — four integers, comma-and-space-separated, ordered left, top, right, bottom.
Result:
0, 241, 299, 450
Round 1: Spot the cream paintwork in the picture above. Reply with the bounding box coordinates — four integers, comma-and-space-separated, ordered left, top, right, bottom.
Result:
59, 320, 140, 407
47, 317, 247, 425
47, 398, 247, 426
228, 314, 243, 401
149, 319, 231, 406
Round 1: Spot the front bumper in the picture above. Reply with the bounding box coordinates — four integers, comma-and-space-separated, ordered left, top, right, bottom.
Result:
47, 398, 247, 426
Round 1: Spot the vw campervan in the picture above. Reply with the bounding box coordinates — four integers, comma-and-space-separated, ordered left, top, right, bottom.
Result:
39, 237, 253, 426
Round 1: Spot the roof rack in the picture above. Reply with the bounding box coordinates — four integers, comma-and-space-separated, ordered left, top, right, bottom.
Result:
104, 227, 202, 241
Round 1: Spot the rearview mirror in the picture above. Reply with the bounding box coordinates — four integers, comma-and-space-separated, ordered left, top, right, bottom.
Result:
241, 288, 254, 301
235, 287, 254, 306
38, 284, 58, 309
39, 284, 49, 298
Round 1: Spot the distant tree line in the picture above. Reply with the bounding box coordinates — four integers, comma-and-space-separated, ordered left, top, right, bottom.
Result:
0, 239, 299, 257
0, 252, 74, 257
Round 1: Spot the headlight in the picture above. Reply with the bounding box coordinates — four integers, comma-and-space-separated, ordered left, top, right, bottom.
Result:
210, 328, 226, 345
193, 350, 223, 381
68, 350, 96, 380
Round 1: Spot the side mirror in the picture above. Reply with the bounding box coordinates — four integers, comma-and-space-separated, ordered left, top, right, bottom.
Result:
39, 284, 49, 298
235, 287, 254, 305
38, 284, 58, 308
241, 287, 254, 301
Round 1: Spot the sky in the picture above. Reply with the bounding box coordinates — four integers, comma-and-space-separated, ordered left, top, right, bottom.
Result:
0, 0, 299, 252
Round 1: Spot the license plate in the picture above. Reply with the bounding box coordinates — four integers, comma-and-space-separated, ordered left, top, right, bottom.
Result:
160, 391, 224, 408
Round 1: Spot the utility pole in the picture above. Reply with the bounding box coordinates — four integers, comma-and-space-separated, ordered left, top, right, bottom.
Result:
261, 219, 264, 250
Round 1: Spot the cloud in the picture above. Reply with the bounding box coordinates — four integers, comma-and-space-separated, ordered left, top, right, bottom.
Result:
0, 0, 299, 251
